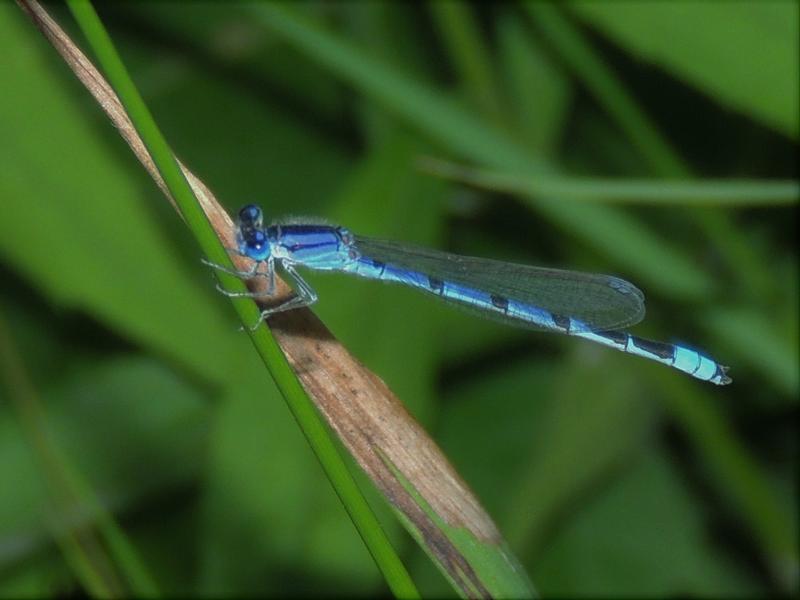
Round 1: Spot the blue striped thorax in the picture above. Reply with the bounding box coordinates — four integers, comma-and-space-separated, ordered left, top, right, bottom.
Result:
269, 224, 360, 269
216, 203, 730, 385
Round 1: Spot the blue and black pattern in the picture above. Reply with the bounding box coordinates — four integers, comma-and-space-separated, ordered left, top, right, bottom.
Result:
213, 204, 731, 385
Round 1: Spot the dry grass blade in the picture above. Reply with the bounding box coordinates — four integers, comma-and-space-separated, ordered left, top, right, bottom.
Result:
16, 1, 528, 596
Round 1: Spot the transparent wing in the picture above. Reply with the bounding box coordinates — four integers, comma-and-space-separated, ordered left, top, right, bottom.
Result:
354, 236, 645, 331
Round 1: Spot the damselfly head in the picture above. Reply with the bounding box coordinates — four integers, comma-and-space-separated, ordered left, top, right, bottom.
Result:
237, 204, 264, 229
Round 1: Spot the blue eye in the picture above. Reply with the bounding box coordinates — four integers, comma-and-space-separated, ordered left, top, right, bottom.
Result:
244, 229, 264, 249
238, 228, 269, 260
238, 204, 263, 228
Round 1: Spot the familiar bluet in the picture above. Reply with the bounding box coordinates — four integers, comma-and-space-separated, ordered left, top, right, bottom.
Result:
205, 204, 731, 386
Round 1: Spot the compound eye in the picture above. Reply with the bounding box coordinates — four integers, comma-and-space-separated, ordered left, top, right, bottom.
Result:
248, 229, 265, 249
238, 204, 263, 227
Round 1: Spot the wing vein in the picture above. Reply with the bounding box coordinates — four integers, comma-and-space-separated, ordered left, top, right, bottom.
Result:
353, 236, 645, 331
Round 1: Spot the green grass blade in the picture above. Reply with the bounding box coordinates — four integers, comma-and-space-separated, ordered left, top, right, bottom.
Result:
381, 452, 536, 599
63, 2, 417, 597
249, 2, 713, 300
522, 6, 796, 571
569, 1, 799, 139
658, 372, 798, 586
523, 2, 775, 298
525, 2, 687, 176
704, 309, 799, 397
428, 0, 507, 128
495, 12, 571, 154
420, 158, 800, 206
0, 312, 158, 598
244, 5, 795, 590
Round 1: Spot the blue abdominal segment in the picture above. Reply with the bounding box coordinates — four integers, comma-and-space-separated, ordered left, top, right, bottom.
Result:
346, 252, 729, 385
224, 205, 730, 385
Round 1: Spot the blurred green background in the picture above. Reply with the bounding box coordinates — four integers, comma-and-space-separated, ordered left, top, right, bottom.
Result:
0, 1, 797, 597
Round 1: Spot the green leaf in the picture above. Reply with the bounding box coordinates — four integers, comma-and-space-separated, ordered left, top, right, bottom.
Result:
198, 371, 381, 594
428, 0, 507, 128
570, 1, 799, 139
522, 2, 779, 302
496, 13, 572, 155
63, 2, 418, 596
0, 555, 71, 597
315, 132, 446, 419
535, 446, 761, 595
247, 2, 715, 299
0, 356, 208, 572
501, 351, 656, 554
420, 158, 800, 206
705, 308, 798, 398
0, 5, 240, 384
0, 318, 162, 596
657, 374, 798, 586
382, 455, 536, 598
